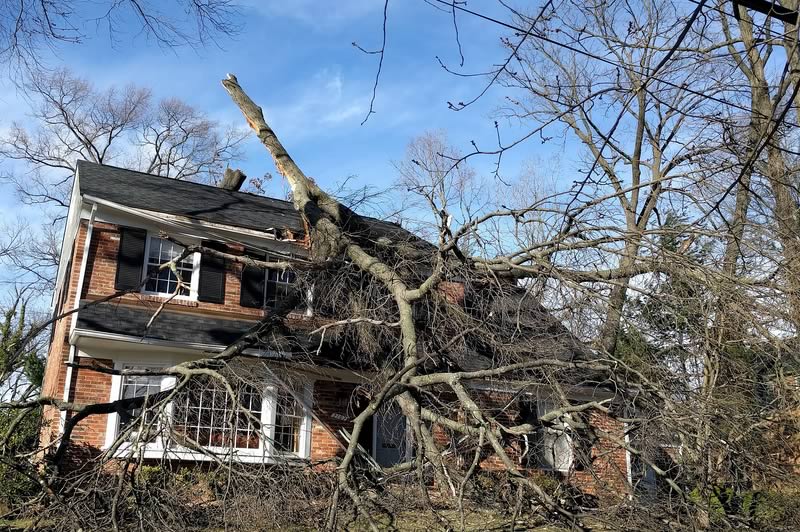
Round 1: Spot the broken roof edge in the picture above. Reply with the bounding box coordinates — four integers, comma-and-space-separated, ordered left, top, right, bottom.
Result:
75, 159, 411, 237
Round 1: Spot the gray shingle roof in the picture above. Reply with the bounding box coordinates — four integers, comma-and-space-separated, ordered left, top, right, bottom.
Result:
76, 301, 262, 347
77, 160, 305, 233
76, 161, 417, 243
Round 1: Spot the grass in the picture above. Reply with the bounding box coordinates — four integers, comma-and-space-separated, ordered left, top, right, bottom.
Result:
346, 508, 567, 531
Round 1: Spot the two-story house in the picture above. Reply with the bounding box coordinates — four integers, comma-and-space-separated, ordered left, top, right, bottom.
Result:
40, 161, 633, 497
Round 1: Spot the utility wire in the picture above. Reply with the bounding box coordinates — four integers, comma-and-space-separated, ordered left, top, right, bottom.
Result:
429, 0, 800, 130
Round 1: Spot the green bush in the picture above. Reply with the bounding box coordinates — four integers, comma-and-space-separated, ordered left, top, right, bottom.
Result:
0, 407, 42, 508
689, 486, 800, 529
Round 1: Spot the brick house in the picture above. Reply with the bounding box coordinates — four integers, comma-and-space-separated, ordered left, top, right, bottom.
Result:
40, 161, 633, 497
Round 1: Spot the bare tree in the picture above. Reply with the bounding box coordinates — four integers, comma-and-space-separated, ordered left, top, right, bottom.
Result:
2, 68, 246, 211
0, 68, 247, 290
2, 1, 800, 530
0, 0, 240, 71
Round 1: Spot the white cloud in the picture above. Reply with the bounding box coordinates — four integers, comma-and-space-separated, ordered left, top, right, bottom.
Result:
264, 67, 371, 137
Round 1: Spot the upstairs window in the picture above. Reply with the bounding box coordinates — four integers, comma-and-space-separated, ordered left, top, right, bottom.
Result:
115, 227, 225, 303
240, 253, 297, 309
144, 237, 195, 296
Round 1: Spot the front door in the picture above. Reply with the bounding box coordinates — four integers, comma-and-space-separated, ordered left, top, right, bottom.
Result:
373, 406, 407, 467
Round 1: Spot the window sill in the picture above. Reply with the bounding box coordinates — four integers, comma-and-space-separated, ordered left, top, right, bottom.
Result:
138, 293, 199, 307
104, 444, 308, 464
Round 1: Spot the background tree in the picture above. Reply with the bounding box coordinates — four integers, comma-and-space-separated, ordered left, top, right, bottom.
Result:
0, 68, 247, 291
0, 0, 240, 71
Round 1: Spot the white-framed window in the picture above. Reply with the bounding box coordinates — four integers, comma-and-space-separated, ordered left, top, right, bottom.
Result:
518, 398, 574, 473
109, 364, 176, 448
265, 268, 296, 308
171, 375, 264, 450
273, 388, 304, 453
118, 370, 166, 443
142, 236, 200, 299
106, 363, 312, 461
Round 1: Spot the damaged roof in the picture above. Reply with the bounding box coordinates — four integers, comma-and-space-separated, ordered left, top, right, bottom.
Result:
76, 160, 417, 243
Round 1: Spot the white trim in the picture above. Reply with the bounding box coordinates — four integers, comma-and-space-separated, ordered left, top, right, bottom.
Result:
624, 422, 633, 496
51, 175, 84, 310
70, 328, 286, 359
102, 357, 313, 462
82, 194, 304, 254
60, 203, 97, 432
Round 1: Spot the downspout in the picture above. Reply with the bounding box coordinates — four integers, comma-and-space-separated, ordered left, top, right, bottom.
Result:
60, 202, 97, 432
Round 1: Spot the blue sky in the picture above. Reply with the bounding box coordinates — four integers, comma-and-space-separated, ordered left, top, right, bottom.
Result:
0, 0, 563, 211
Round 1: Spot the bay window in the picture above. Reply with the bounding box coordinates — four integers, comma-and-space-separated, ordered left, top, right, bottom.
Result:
108, 365, 310, 459
273, 389, 304, 453
171, 376, 264, 450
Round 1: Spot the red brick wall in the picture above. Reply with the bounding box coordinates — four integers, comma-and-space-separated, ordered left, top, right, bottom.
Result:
40, 222, 87, 448
81, 221, 307, 319
426, 388, 631, 499
66, 358, 114, 447
310, 380, 358, 462
571, 411, 630, 497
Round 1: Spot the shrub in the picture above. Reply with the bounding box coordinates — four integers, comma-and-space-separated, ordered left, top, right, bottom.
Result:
0, 407, 42, 509
689, 486, 800, 530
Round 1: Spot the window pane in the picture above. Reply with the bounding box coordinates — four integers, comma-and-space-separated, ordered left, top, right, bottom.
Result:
264, 264, 296, 308
145, 237, 193, 296
273, 389, 302, 453
170, 376, 262, 450
118, 369, 163, 443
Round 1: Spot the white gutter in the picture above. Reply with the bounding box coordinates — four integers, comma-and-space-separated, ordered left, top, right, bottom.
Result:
69, 327, 286, 359
81, 195, 302, 259
60, 203, 97, 429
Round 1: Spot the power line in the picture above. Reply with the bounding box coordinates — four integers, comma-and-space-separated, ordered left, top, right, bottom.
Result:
429, 0, 800, 130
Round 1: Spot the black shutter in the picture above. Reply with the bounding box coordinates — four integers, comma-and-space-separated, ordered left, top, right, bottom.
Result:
240, 252, 266, 308
197, 241, 226, 304
115, 227, 147, 291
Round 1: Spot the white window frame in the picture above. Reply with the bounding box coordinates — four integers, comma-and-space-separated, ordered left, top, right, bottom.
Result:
104, 361, 312, 462
140, 234, 201, 300
104, 362, 176, 452
516, 397, 574, 474
535, 401, 574, 473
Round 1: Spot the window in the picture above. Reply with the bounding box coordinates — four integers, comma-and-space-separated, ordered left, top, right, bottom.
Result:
266, 268, 296, 308
108, 366, 310, 460
171, 376, 263, 450
117, 367, 170, 444
144, 237, 195, 296
273, 389, 303, 453
240, 254, 298, 309
518, 398, 574, 472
